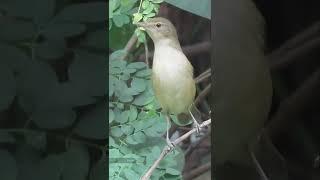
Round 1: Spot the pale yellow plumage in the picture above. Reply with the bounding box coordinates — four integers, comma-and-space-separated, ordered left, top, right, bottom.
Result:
136, 17, 198, 146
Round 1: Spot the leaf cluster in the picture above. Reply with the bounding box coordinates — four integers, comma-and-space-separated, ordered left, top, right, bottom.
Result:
109, 51, 184, 179
0, 0, 107, 179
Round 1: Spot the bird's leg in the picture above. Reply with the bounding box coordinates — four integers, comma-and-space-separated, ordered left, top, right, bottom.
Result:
165, 114, 175, 148
188, 104, 201, 133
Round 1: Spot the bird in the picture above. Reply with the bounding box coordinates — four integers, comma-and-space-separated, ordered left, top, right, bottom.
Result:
213, 0, 272, 179
136, 17, 200, 148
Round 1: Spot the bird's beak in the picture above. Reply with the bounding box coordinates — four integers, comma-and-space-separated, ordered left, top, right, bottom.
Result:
135, 21, 147, 28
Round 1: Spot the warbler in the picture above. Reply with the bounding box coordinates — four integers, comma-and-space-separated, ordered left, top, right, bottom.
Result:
136, 17, 200, 147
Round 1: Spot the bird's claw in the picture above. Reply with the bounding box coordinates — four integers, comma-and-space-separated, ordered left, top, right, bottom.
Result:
166, 138, 175, 150
194, 121, 201, 133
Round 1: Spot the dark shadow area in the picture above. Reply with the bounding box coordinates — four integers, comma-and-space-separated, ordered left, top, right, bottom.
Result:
0, 0, 107, 179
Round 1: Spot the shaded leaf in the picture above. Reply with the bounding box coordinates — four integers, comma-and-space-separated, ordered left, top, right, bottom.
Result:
54, 2, 107, 23
74, 104, 107, 139
0, 0, 55, 24
0, 64, 16, 111
164, 0, 210, 19
0, 20, 35, 41
0, 132, 15, 143
42, 23, 86, 38
68, 51, 106, 97
31, 106, 76, 129
0, 150, 17, 180
62, 145, 89, 180
35, 38, 66, 60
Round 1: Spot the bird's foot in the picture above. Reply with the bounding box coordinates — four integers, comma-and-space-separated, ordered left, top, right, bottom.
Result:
193, 120, 201, 133
166, 137, 175, 150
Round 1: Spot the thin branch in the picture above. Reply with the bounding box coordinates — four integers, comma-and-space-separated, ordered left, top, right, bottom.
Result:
144, 41, 149, 68
195, 68, 211, 84
183, 162, 211, 180
268, 21, 320, 70
266, 67, 320, 138
268, 21, 320, 62
140, 119, 212, 180
120, 34, 138, 61
269, 37, 320, 70
194, 84, 211, 105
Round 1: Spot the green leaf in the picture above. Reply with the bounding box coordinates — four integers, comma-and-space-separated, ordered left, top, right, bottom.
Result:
123, 169, 140, 180
142, 4, 154, 15
34, 155, 63, 180
125, 136, 138, 145
0, 20, 35, 41
117, 110, 130, 123
35, 38, 66, 60
109, 50, 127, 62
120, 0, 138, 12
132, 90, 153, 106
74, 104, 107, 139
0, 132, 15, 143
121, 124, 134, 135
133, 13, 143, 24
130, 78, 147, 93
54, 2, 107, 22
164, 0, 210, 19
142, 0, 150, 9
17, 61, 58, 113
25, 132, 46, 151
165, 167, 181, 175
152, 0, 164, 3
15, 145, 42, 180
31, 106, 76, 129
129, 105, 138, 121
113, 14, 130, 27
0, 150, 17, 180
127, 62, 146, 69
0, 0, 55, 24
69, 51, 106, 97
0, 43, 31, 73
0, 64, 16, 111
42, 23, 86, 38
110, 127, 123, 137
109, 24, 135, 50
109, 109, 115, 123
132, 131, 146, 143
135, 69, 152, 77
61, 145, 89, 180
82, 29, 107, 50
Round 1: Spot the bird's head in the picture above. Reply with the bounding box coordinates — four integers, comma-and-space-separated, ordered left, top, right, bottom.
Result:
136, 17, 179, 43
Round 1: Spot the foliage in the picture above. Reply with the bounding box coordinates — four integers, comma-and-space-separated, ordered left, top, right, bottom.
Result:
109, 51, 185, 179
0, 0, 106, 179
164, 0, 211, 19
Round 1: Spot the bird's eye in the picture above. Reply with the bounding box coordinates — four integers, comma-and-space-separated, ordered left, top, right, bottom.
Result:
156, 23, 161, 28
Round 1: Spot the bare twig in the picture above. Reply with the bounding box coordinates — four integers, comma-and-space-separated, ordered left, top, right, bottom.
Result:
140, 119, 212, 180
195, 68, 211, 84
183, 162, 211, 180
120, 34, 138, 61
268, 21, 320, 70
269, 37, 320, 70
248, 143, 269, 180
144, 41, 149, 67
194, 84, 211, 105
266, 68, 320, 138
268, 21, 320, 61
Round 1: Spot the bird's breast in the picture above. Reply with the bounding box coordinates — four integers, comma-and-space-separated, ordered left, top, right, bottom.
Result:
152, 46, 196, 114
